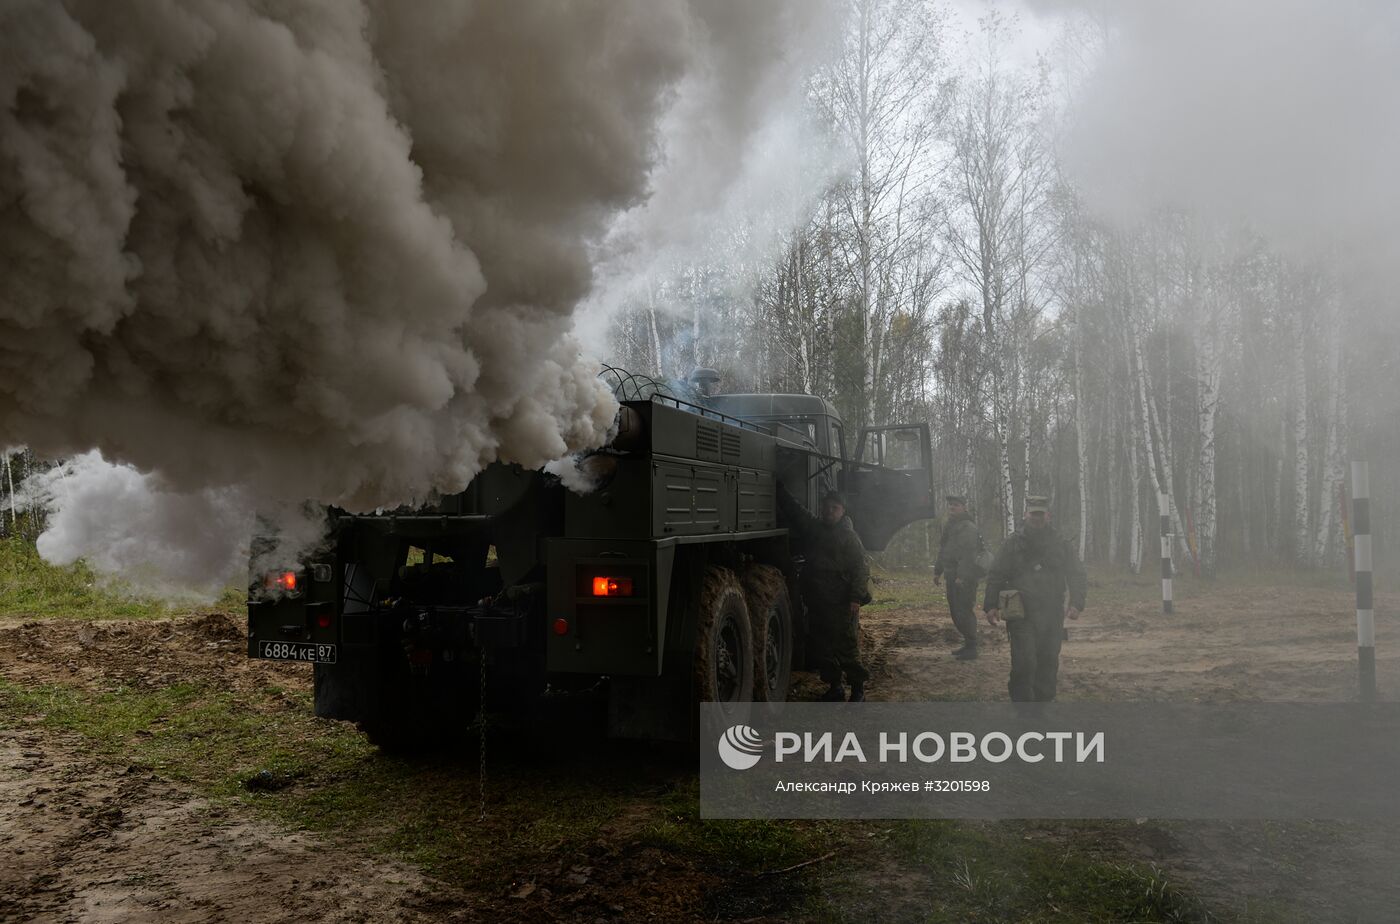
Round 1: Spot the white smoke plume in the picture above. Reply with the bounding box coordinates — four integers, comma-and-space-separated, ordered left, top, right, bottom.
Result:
21, 452, 254, 601
1, 1, 828, 596
575, 3, 845, 355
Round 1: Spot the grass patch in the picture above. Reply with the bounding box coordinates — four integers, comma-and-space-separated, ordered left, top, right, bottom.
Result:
0, 677, 371, 795
643, 778, 831, 872
870, 820, 1217, 923
0, 537, 243, 620
866, 562, 944, 613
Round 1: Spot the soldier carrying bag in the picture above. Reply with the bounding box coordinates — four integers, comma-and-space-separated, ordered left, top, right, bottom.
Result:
998, 589, 1026, 621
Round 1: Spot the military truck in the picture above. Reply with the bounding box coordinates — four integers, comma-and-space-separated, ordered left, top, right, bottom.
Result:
247, 370, 935, 746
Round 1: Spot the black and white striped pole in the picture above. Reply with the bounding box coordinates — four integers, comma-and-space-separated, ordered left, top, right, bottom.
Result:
1160, 492, 1173, 614
1352, 461, 1375, 702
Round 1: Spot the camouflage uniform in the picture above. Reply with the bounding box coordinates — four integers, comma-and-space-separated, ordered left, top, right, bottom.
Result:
933, 507, 982, 649
779, 488, 872, 689
982, 522, 1087, 702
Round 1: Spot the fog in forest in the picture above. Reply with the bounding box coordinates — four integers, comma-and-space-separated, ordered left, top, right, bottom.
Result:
599, 0, 1399, 582
2, 0, 1396, 592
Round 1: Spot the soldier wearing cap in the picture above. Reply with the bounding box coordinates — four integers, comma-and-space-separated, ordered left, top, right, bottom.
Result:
777, 484, 872, 702
933, 493, 984, 660
982, 494, 1087, 702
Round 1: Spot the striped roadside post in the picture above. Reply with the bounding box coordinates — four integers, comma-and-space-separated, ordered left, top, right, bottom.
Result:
1352, 462, 1375, 702
1159, 492, 1173, 614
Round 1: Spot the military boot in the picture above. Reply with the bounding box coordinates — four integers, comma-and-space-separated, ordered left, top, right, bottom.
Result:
952, 641, 979, 661
819, 682, 846, 702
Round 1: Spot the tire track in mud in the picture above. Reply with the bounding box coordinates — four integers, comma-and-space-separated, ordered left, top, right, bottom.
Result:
0, 728, 476, 923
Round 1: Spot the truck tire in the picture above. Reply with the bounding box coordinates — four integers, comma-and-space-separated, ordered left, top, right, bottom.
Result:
694, 566, 755, 705
742, 565, 794, 703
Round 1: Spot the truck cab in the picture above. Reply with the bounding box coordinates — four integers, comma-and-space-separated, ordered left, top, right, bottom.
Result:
704, 393, 935, 552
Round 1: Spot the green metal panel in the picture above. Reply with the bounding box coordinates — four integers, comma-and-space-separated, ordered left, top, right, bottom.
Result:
545, 538, 674, 676
651, 457, 734, 536
563, 457, 650, 538
736, 468, 776, 530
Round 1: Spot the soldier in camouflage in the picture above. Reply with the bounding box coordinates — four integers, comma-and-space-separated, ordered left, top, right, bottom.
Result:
983, 495, 1087, 702
779, 485, 872, 702
933, 494, 983, 660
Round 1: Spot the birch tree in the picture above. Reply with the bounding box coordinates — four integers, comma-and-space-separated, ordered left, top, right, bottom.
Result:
944, 11, 1053, 537
813, 0, 945, 427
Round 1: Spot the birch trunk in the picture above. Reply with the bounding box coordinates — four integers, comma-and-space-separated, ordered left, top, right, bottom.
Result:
1128, 420, 1143, 574
856, 0, 876, 429
646, 279, 664, 377
1130, 316, 1174, 570
1291, 315, 1310, 566
1106, 398, 1121, 565
992, 355, 1016, 538
1273, 416, 1287, 561
1195, 308, 1222, 578
794, 239, 813, 394
1074, 304, 1090, 561
1140, 344, 1193, 559
692, 287, 702, 371
1314, 302, 1347, 564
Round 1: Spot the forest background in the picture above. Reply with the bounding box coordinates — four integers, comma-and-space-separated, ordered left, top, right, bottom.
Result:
591, 0, 1398, 578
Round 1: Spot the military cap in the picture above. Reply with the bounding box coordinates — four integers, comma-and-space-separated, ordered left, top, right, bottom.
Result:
944, 493, 967, 505
1025, 495, 1049, 513
822, 489, 847, 507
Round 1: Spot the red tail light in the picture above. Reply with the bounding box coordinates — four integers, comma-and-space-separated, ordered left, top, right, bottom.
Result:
591, 576, 634, 597
265, 570, 300, 594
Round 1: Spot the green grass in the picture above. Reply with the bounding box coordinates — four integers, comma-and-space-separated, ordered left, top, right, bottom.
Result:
0, 678, 371, 795
0, 537, 243, 620
643, 778, 832, 872
870, 821, 1216, 923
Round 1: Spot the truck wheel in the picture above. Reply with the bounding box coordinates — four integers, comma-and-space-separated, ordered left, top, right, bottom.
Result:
742, 565, 794, 702
694, 566, 755, 705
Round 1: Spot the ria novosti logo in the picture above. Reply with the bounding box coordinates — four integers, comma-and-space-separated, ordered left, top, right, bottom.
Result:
717, 724, 764, 770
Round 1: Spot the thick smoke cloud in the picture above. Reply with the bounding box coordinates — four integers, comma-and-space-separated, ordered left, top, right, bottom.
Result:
1, 1, 822, 595
1054, 1, 1400, 280
575, 4, 844, 356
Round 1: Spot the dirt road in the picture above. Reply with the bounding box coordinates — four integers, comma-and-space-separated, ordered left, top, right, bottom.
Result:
2, 571, 1398, 922
0, 615, 477, 922
858, 570, 1400, 922
864, 573, 1400, 704
0, 729, 473, 923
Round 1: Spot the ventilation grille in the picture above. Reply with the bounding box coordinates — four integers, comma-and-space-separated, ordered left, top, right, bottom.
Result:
721, 430, 741, 463
696, 421, 720, 461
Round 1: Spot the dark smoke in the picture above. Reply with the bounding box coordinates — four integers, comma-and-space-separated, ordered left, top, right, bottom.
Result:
0, 0, 833, 596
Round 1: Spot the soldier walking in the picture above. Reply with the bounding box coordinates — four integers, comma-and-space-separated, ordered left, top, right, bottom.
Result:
933, 494, 984, 660
778, 485, 872, 702
983, 495, 1087, 702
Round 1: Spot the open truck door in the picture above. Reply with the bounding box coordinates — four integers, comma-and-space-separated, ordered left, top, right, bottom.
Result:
843, 423, 935, 551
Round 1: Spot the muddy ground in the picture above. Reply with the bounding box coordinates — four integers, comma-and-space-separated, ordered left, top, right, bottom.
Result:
2, 571, 1398, 922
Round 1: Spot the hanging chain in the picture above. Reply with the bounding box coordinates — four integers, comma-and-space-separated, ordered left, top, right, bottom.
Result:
477, 649, 488, 821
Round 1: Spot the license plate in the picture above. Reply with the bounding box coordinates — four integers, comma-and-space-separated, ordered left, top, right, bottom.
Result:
257, 641, 337, 664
